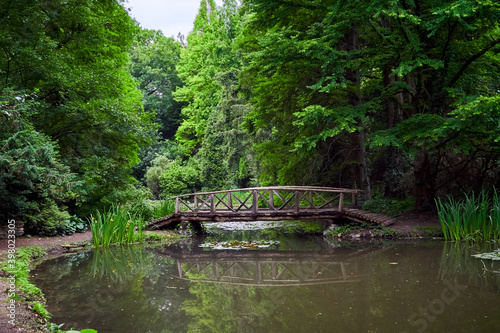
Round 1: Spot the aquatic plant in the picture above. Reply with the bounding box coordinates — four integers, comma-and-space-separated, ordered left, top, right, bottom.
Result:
89, 205, 146, 247
471, 249, 500, 261
436, 189, 500, 241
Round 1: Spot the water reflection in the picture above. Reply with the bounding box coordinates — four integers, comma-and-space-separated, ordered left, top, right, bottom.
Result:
156, 247, 371, 286
30, 240, 500, 333
439, 242, 500, 292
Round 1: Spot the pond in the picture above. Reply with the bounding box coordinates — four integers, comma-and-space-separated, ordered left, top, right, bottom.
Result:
31, 222, 500, 333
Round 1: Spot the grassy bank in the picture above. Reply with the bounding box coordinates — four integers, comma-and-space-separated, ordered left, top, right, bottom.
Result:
0, 246, 97, 332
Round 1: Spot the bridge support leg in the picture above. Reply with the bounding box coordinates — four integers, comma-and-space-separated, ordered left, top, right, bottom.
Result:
191, 221, 207, 236
179, 218, 189, 234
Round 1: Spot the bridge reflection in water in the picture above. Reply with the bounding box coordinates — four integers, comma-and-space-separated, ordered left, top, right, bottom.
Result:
153, 245, 379, 287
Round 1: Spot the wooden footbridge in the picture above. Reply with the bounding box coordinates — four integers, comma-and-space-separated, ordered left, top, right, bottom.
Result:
149, 186, 395, 231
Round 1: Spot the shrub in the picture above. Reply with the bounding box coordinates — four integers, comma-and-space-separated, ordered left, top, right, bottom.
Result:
24, 200, 71, 236
362, 198, 414, 217
158, 159, 201, 197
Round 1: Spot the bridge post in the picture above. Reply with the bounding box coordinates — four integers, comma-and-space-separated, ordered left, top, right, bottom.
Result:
294, 191, 300, 213
352, 192, 357, 207
252, 190, 258, 214
338, 193, 344, 211
175, 197, 180, 214
210, 194, 215, 214
228, 192, 232, 209
179, 217, 189, 234
269, 190, 274, 209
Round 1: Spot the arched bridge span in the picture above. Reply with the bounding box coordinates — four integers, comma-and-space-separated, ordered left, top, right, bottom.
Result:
149, 186, 395, 230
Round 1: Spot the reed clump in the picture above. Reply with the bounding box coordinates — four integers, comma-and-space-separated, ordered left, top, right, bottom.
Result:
436, 189, 500, 241
90, 206, 146, 247
152, 199, 175, 219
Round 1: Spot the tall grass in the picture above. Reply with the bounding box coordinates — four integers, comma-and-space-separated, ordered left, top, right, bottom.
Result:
436, 189, 500, 241
152, 199, 175, 219
90, 205, 146, 247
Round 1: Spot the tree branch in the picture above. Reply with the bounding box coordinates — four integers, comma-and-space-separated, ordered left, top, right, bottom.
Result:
447, 37, 500, 88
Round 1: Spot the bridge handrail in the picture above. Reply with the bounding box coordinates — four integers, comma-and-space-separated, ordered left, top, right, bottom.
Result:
167, 186, 366, 214
167, 186, 364, 200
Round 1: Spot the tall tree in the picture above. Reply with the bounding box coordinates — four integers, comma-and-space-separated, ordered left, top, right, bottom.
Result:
240, 0, 500, 207
0, 0, 156, 220
174, 0, 241, 154
129, 29, 185, 140
171, 0, 254, 190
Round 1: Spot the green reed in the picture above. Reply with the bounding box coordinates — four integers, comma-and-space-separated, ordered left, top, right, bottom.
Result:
90, 205, 146, 247
152, 199, 175, 219
436, 189, 500, 241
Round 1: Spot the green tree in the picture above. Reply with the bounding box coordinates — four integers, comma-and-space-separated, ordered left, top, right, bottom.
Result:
129, 29, 185, 140
0, 89, 78, 234
240, 0, 500, 207
0, 0, 156, 219
174, 0, 242, 154
162, 0, 255, 192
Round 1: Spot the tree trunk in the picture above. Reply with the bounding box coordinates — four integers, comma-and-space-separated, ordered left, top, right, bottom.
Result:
344, 25, 371, 196
413, 147, 435, 208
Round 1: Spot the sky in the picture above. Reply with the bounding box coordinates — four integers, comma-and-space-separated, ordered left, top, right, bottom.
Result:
124, 0, 224, 39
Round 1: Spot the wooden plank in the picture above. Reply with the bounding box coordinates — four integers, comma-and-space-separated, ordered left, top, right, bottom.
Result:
231, 191, 252, 211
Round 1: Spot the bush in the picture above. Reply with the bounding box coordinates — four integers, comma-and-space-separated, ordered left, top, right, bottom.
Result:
158, 158, 201, 197
145, 155, 171, 197
100, 183, 154, 221
362, 198, 414, 217
24, 200, 71, 236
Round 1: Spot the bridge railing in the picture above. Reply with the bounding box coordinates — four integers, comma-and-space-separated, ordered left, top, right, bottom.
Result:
169, 186, 365, 214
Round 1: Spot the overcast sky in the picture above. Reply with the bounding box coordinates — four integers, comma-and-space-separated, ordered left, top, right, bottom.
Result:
124, 0, 224, 39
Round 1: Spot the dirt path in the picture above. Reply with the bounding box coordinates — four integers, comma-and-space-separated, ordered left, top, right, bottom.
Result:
389, 210, 440, 235
0, 231, 92, 253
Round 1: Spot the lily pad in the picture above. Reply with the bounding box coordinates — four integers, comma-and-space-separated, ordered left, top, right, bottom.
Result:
199, 240, 280, 250
471, 249, 500, 260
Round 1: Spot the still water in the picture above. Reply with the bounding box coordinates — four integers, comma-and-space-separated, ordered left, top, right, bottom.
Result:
31, 222, 500, 333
